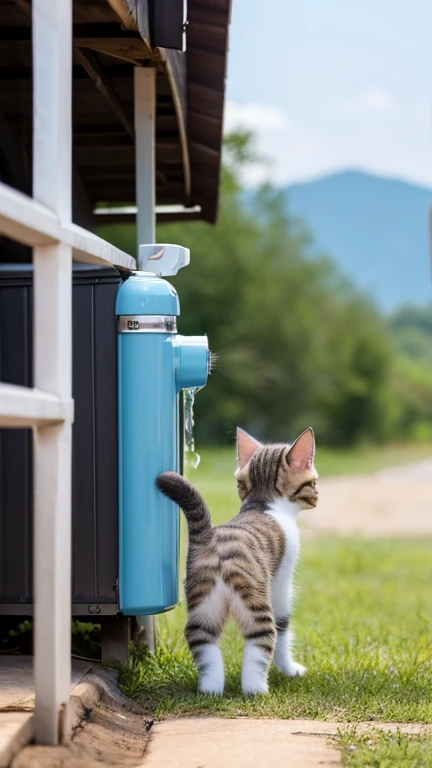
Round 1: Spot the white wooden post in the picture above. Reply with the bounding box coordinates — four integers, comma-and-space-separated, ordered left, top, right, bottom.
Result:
32, 0, 73, 745
0, 7, 136, 748
135, 67, 156, 255
134, 65, 156, 651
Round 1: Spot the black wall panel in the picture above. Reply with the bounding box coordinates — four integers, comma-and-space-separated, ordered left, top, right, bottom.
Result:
0, 264, 121, 615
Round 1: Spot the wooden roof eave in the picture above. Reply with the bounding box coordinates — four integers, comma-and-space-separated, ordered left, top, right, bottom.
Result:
107, 0, 191, 202
106, 0, 143, 35
160, 49, 191, 201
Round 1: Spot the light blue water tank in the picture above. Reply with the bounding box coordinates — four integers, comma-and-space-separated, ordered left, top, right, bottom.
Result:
116, 269, 209, 615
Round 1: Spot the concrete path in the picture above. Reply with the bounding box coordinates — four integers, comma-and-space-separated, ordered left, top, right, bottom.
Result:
141, 719, 432, 768
143, 718, 341, 768
302, 458, 432, 537
11, 713, 432, 768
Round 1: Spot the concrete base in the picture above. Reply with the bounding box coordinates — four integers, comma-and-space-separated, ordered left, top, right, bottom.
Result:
0, 656, 91, 767
0, 713, 33, 768
9, 667, 149, 768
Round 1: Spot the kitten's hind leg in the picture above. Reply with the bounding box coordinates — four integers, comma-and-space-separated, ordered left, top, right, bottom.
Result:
273, 615, 306, 678
185, 619, 225, 695
237, 602, 276, 697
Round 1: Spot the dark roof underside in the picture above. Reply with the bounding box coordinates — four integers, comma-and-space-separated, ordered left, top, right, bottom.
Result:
0, 0, 230, 226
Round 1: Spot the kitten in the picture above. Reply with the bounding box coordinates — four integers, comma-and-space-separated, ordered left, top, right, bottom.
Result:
156, 427, 318, 697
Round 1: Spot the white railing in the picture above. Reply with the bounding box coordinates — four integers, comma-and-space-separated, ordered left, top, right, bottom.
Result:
0, 0, 134, 746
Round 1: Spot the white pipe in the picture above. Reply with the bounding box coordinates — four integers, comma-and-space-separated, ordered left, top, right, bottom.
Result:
134, 67, 156, 267
133, 65, 156, 651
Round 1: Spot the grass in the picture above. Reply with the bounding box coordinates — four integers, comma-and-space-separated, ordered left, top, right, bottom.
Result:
116, 442, 432, 767
119, 535, 432, 722
334, 728, 432, 767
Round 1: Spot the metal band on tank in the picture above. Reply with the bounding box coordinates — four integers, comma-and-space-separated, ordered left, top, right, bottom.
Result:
117, 315, 177, 333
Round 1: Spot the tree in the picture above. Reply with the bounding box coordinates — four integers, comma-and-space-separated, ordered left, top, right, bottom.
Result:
97, 131, 417, 446
159, 134, 392, 445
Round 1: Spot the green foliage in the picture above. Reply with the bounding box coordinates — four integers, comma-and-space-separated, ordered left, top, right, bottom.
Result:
386, 305, 432, 440
71, 620, 101, 660
96, 131, 432, 446
0, 620, 33, 654
0, 620, 102, 658
390, 304, 432, 339
160, 156, 392, 446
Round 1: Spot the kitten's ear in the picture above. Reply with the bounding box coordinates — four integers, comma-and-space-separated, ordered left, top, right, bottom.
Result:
287, 428, 315, 472
237, 427, 261, 470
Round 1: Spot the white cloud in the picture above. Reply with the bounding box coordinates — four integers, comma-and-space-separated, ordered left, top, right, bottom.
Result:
223, 97, 432, 189
223, 100, 328, 187
344, 87, 393, 114
224, 101, 289, 133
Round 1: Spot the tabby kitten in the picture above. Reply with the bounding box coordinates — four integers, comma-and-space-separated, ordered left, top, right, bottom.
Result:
156, 427, 318, 697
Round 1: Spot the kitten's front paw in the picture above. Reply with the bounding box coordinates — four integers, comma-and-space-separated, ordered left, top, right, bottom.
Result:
285, 661, 306, 678
242, 683, 269, 698
198, 684, 224, 696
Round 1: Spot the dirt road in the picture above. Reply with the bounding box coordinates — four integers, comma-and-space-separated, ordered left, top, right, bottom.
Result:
301, 459, 432, 537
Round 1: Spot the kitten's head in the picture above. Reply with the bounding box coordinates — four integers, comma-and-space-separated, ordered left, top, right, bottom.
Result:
234, 427, 318, 510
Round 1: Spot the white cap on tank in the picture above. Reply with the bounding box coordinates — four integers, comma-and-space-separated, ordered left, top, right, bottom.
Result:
138, 244, 190, 276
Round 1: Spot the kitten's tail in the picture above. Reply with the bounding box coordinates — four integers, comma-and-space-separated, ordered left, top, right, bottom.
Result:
156, 471, 213, 545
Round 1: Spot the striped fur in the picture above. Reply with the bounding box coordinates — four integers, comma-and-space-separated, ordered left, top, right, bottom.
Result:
156, 427, 318, 696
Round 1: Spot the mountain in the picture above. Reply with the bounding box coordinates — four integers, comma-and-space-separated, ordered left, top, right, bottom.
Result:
284, 170, 432, 311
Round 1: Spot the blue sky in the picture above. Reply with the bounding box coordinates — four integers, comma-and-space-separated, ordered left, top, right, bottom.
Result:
224, 0, 432, 187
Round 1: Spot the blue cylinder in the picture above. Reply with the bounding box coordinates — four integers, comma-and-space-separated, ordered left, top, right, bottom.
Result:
116, 272, 209, 615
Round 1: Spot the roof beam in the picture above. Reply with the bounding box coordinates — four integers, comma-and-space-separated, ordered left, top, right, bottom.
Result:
164, 50, 190, 199
74, 37, 150, 65
75, 48, 134, 139
11, 0, 31, 19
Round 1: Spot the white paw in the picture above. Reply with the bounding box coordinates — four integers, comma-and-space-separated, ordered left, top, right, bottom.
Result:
242, 683, 269, 697
196, 644, 224, 695
198, 679, 224, 696
285, 661, 306, 678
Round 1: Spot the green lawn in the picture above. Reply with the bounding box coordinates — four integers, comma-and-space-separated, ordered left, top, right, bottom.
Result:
117, 443, 432, 764
119, 537, 432, 724
335, 728, 432, 767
